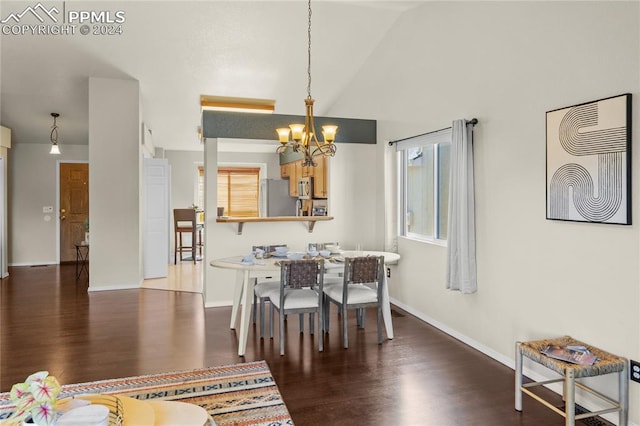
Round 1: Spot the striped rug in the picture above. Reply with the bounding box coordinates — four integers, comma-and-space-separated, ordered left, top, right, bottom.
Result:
0, 361, 293, 426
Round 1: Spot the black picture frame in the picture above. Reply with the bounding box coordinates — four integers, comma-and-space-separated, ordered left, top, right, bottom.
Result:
546, 93, 632, 224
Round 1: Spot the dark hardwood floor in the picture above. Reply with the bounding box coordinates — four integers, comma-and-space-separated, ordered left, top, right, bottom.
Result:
0, 264, 605, 425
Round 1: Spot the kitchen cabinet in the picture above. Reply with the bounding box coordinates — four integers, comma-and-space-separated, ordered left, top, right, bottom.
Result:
302, 163, 313, 177
280, 155, 329, 198
288, 161, 301, 196
312, 156, 328, 198
283, 156, 329, 198
280, 163, 290, 178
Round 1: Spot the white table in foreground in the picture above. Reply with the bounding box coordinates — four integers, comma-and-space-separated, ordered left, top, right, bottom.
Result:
210, 250, 400, 357
210, 256, 281, 356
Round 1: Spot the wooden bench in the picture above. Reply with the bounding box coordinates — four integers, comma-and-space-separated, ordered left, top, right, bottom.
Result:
515, 336, 628, 426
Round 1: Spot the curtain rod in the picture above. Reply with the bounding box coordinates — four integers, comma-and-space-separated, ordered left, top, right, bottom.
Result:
387, 118, 478, 146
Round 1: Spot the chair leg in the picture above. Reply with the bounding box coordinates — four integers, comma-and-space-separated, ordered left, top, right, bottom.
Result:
299, 314, 304, 333
192, 230, 196, 264
309, 313, 314, 335
253, 291, 257, 324
318, 307, 324, 352
259, 298, 266, 339
342, 304, 349, 349
279, 309, 286, 356
377, 304, 383, 344
323, 297, 330, 332
174, 232, 177, 264
269, 304, 274, 339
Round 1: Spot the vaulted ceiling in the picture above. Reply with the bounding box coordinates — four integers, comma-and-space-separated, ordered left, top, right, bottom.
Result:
0, 1, 420, 151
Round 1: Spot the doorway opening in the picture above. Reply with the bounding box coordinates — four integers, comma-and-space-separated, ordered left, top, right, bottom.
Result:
58, 162, 89, 263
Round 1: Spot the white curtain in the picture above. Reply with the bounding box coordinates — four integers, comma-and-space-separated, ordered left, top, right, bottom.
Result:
446, 119, 477, 293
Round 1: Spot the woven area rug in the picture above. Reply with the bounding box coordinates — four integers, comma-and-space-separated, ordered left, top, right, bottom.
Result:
0, 360, 293, 426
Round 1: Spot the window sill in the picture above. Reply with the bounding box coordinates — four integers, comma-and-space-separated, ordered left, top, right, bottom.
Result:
398, 235, 447, 248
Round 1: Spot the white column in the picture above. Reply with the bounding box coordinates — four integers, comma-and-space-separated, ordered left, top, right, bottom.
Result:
88, 77, 142, 290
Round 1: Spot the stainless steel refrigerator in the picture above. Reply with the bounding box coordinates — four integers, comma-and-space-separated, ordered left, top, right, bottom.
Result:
261, 179, 297, 217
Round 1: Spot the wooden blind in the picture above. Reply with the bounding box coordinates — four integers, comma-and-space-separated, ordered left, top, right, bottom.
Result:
217, 167, 260, 217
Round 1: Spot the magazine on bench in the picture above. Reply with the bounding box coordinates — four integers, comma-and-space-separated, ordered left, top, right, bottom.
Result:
540, 344, 599, 366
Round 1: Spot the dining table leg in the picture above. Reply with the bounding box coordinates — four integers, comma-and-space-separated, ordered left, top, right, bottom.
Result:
381, 275, 394, 339
238, 270, 253, 357
229, 271, 244, 329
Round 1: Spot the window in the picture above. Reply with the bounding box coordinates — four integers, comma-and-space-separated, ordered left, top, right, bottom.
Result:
217, 167, 260, 217
397, 128, 451, 242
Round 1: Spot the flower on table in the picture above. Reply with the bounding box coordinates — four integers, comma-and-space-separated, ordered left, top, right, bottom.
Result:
8, 371, 61, 426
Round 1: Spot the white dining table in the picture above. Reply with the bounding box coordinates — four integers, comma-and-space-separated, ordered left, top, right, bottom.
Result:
210, 250, 400, 356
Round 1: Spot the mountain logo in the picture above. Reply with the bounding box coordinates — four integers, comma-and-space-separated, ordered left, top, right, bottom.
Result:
1, 2, 60, 24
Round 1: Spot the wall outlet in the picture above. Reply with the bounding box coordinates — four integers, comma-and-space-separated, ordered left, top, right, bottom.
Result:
631, 360, 640, 383
386, 267, 391, 278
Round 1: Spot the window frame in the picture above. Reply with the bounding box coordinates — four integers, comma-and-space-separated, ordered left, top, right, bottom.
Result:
396, 128, 452, 245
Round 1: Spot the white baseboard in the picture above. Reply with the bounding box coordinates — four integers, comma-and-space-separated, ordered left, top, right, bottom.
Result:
9, 261, 58, 267
205, 300, 233, 308
390, 298, 635, 426
87, 283, 140, 292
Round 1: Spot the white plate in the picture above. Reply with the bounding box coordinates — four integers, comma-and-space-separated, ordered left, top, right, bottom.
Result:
270, 251, 288, 257
57, 404, 109, 426
147, 400, 210, 426
74, 394, 155, 426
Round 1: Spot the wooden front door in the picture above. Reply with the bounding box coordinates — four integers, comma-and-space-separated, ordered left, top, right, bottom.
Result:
60, 163, 89, 262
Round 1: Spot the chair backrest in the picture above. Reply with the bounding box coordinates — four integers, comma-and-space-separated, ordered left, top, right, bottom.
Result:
280, 259, 324, 290
174, 208, 196, 230
344, 256, 385, 299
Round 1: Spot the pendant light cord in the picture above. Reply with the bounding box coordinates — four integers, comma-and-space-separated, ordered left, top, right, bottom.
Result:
307, 0, 312, 100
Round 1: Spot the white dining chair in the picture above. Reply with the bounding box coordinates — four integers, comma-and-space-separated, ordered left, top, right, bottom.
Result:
253, 278, 280, 338
323, 255, 385, 349
267, 259, 324, 355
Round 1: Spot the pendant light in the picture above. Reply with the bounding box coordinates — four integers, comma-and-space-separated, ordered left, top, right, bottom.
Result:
275, 0, 337, 167
49, 113, 61, 155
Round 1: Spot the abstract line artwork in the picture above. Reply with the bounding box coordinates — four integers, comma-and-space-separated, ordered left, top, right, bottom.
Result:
546, 94, 632, 224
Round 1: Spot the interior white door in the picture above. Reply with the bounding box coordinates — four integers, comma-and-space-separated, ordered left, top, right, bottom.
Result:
143, 158, 170, 279
0, 158, 5, 278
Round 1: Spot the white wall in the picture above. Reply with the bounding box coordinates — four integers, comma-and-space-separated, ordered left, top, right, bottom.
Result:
88, 77, 142, 290
165, 150, 203, 210
330, 2, 640, 424
9, 144, 88, 265
218, 150, 280, 180
203, 139, 379, 306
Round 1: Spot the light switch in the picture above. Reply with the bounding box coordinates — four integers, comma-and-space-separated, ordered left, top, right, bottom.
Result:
43, 206, 53, 213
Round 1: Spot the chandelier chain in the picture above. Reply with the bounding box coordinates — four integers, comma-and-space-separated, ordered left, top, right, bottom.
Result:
307, 0, 312, 99
274, 0, 337, 166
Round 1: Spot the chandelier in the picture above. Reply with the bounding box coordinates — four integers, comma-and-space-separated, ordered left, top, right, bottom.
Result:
49, 113, 61, 155
276, 0, 337, 167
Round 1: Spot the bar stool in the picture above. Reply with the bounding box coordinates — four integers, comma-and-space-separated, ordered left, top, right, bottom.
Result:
173, 208, 203, 264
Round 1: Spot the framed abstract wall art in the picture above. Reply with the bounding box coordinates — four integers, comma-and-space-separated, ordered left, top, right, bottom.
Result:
546, 93, 632, 224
